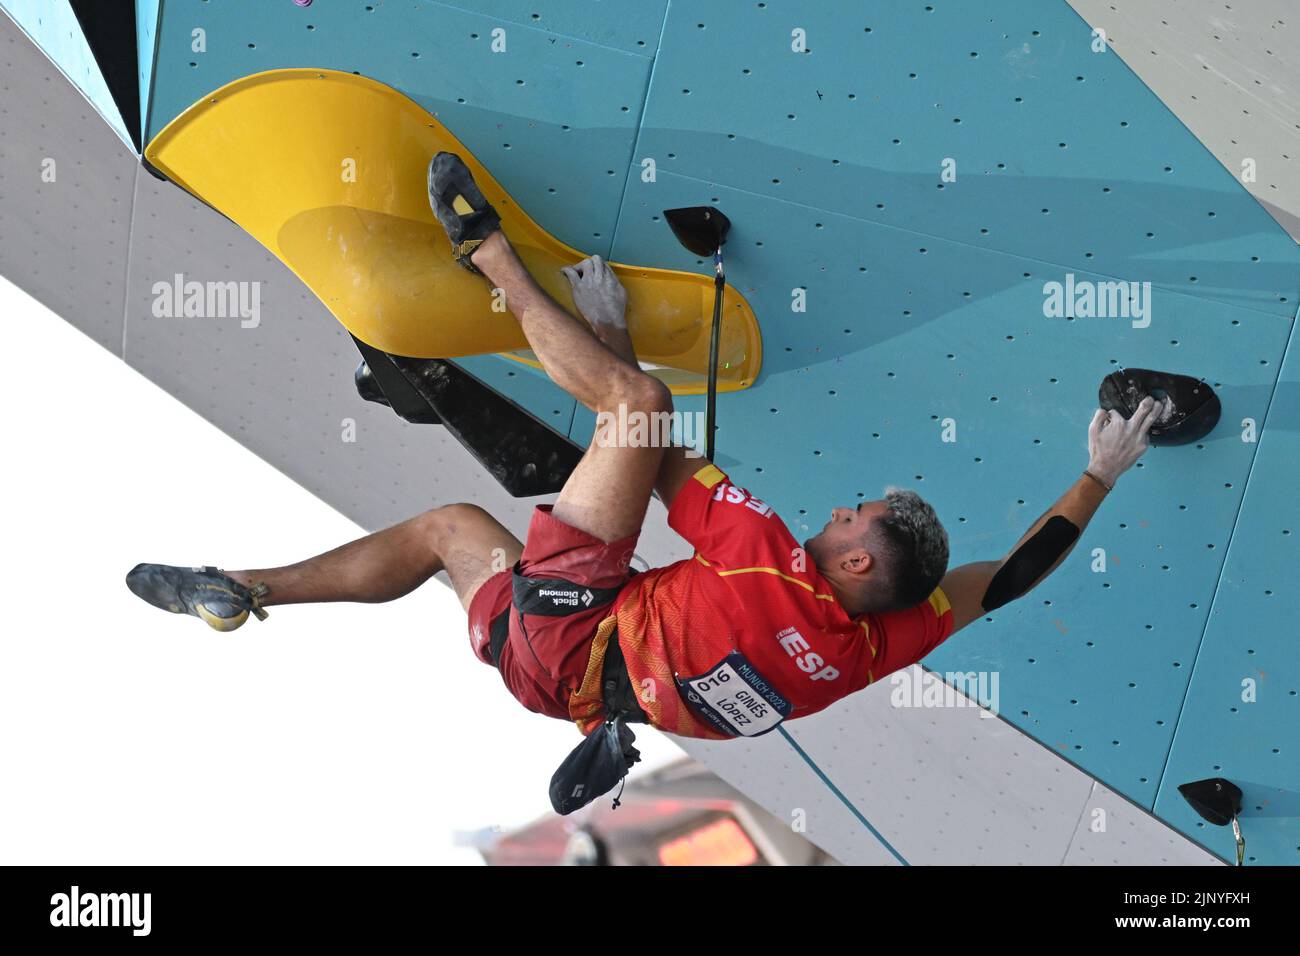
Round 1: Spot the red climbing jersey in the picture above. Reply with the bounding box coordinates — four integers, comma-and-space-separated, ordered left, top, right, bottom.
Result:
611, 463, 956, 739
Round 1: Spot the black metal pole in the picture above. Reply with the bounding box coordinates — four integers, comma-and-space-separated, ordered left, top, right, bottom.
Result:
705, 247, 724, 462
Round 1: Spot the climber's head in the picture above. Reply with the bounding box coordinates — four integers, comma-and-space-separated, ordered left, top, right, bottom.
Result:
805, 487, 949, 616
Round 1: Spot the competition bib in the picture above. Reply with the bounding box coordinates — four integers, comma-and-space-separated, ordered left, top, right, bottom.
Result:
676, 651, 792, 737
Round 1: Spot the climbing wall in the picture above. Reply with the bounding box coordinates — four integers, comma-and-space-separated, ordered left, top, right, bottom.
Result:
1066, 0, 1300, 241
610, 0, 1298, 862
3, 0, 1296, 864
137, 0, 161, 141
1063, 0, 1300, 864
0, 0, 131, 147
141, 0, 663, 435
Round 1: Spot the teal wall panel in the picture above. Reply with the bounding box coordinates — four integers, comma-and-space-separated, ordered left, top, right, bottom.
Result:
144, 0, 656, 419
1154, 314, 1300, 864
607, 0, 1300, 861
613, 170, 1284, 823
136, 0, 160, 144
636, 1, 1297, 318
1, 0, 130, 146
467, 0, 666, 54
145, 0, 649, 251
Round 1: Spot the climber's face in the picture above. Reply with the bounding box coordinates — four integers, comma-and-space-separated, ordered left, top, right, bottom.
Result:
804, 500, 889, 571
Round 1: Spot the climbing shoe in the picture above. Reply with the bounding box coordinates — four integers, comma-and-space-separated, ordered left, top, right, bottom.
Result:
125, 564, 269, 632
427, 151, 501, 274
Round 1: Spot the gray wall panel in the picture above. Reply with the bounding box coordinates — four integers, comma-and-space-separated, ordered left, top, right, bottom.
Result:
1063, 782, 1224, 866
0, 9, 133, 353
1068, 0, 1300, 241
123, 167, 457, 534
708, 669, 1222, 865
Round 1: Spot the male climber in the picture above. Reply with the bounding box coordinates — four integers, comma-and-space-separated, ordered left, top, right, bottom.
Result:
127, 153, 1164, 752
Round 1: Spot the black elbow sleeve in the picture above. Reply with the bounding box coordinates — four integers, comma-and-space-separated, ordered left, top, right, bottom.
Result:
981, 515, 1080, 612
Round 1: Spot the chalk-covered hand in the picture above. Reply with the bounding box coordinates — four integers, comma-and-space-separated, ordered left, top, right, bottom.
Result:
1087, 395, 1168, 486
561, 255, 628, 330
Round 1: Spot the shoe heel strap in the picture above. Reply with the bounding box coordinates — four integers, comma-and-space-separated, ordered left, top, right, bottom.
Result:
452, 238, 486, 274
248, 582, 271, 621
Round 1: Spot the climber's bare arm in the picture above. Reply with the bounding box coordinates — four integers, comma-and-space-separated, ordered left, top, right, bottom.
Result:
588, 317, 637, 368
941, 398, 1165, 635
939, 478, 1104, 634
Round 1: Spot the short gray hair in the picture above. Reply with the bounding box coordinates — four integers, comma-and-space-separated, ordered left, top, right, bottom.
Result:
866, 487, 949, 611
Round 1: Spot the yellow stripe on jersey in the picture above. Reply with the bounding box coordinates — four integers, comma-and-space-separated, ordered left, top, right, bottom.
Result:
697, 553, 877, 673
692, 463, 727, 489
715, 565, 838, 602
859, 619, 877, 659
928, 585, 952, 619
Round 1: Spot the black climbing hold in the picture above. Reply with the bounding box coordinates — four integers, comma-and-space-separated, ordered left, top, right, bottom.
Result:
1177, 777, 1243, 827
350, 336, 582, 497
663, 206, 731, 258
1098, 367, 1221, 446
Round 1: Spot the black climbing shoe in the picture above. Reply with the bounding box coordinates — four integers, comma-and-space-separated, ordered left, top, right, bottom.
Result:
427, 151, 501, 275
125, 564, 269, 632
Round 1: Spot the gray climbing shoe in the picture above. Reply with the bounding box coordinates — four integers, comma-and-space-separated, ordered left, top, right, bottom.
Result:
428, 151, 502, 275
125, 564, 268, 632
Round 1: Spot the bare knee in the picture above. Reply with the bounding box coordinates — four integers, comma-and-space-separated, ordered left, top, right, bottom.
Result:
421, 502, 490, 547
606, 367, 672, 415
416, 503, 521, 609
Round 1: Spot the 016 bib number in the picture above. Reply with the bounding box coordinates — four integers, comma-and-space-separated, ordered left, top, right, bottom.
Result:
676, 651, 792, 737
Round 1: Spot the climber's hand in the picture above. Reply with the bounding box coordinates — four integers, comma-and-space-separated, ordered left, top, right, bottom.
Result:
1087, 396, 1168, 486
562, 255, 628, 331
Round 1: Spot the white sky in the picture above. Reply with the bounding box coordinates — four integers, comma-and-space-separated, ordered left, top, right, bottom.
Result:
0, 274, 684, 865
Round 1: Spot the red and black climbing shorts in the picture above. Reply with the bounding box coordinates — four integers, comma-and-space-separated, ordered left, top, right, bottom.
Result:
466, 505, 637, 721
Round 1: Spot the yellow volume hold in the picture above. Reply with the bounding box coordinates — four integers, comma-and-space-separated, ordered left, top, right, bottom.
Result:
145, 68, 761, 395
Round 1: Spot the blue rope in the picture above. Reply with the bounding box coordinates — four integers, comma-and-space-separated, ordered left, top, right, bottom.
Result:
777, 726, 910, 866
